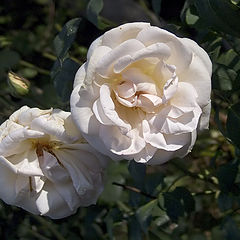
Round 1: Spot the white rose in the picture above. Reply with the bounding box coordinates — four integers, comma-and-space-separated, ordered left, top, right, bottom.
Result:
71, 22, 212, 165
0, 106, 107, 219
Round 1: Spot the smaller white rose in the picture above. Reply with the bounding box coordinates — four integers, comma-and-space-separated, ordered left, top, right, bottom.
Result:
0, 106, 107, 219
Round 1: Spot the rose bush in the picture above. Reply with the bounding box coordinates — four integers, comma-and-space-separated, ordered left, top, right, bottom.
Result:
71, 22, 212, 164
0, 106, 107, 219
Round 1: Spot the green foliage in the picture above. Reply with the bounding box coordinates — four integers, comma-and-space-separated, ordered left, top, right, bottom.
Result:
51, 58, 79, 102
54, 18, 81, 59
227, 103, 240, 148
87, 0, 104, 28
163, 187, 195, 222
193, 0, 240, 36
52, 18, 81, 102
152, 0, 162, 15
136, 200, 157, 233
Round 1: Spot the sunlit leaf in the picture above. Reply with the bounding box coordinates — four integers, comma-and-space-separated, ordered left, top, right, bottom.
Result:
52, 58, 80, 102
152, 0, 162, 15
136, 200, 157, 233
194, 0, 240, 36
54, 18, 81, 59
87, 0, 103, 28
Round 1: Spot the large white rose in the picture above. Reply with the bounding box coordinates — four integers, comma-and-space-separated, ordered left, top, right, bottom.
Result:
0, 106, 107, 219
71, 22, 212, 165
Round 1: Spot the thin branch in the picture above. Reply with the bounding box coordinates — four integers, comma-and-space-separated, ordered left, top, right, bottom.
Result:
112, 182, 156, 199
19, 60, 50, 75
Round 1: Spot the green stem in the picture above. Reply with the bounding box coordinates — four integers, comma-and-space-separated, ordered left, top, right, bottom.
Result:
19, 60, 50, 75
42, 52, 57, 61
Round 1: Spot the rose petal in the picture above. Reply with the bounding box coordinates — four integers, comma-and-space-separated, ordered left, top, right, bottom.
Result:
99, 125, 146, 156
115, 80, 137, 98
102, 22, 150, 48
136, 26, 192, 73
114, 43, 171, 73
99, 84, 131, 133
96, 39, 145, 77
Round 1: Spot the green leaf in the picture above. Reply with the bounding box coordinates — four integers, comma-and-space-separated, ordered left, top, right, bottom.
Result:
213, 64, 237, 91
52, 58, 80, 102
104, 208, 122, 240
216, 161, 239, 192
223, 217, 240, 240
163, 187, 195, 222
87, 0, 103, 28
217, 49, 240, 72
128, 215, 142, 240
145, 173, 165, 195
100, 162, 127, 204
227, 103, 240, 148
218, 192, 233, 211
128, 161, 146, 189
136, 200, 157, 233
152, 0, 162, 15
53, 18, 81, 59
193, 0, 240, 36
0, 49, 20, 71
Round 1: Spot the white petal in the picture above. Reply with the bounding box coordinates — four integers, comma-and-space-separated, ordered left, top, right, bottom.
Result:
136, 26, 192, 73
36, 182, 73, 219
114, 43, 171, 73
0, 150, 44, 176
114, 92, 137, 108
178, 50, 211, 108
162, 73, 178, 103
0, 157, 17, 204
96, 39, 145, 77
170, 82, 199, 108
146, 149, 175, 165
137, 94, 162, 113
115, 80, 136, 98
0, 127, 44, 156
143, 120, 185, 151
181, 38, 212, 76
99, 84, 131, 133
99, 125, 146, 156
71, 84, 100, 135
122, 68, 159, 95
102, 22, 150, 48
40, 150, 69, 182
84, 46, 112, 85
87, 36, 102, 60
198, 101, 211, 130
55, 149, 99, 194
133, 143, 157, 163
17, 107, 52, 127
93, 99, 113, 125
31, 114, 76, 144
